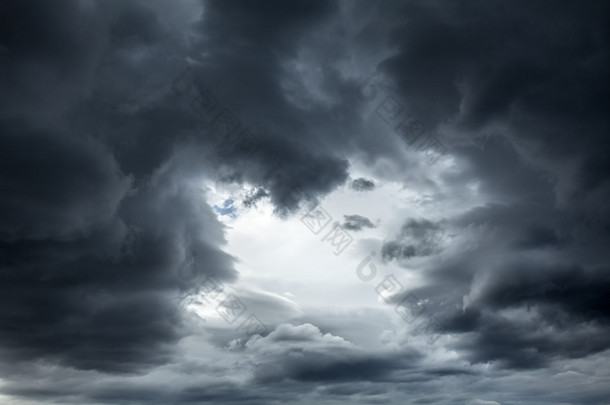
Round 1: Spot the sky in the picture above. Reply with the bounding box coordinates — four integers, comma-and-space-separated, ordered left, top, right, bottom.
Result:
0, 1, 609, 404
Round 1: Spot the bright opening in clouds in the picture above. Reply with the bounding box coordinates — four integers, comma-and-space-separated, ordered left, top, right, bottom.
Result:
1, 1, 609, 404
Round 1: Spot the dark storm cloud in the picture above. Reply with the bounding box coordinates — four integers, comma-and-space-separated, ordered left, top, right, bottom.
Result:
368, 0, 609, 377
447, 308, 610, 370
351, 178, 375, 191
382, 186, 609, 370
380, 0, 610, 220
242, 187, 269, 208
244, 324, 421, 384
452, 203, 569, 252
0, 0, 347, 377
342, 214, 375, 231
0, 0, 238, 374
381, 218, 446, 261
0, 120, 130, 240
388, 252, 610, 369
0, 0, 106, 119
466, 263, 610, 325
384, 201, 610, 369
169, 0, 354, 214
1, 0, 610, 404
0, 155, 238, 372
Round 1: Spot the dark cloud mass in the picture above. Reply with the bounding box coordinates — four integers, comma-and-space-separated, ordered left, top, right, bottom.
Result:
381, 218, 446, 260
1, 0, 609, 404
351, 178, 375, 191
342, 214, 375, 231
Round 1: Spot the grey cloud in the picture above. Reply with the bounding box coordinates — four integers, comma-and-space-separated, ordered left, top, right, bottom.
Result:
0, 120, 131, 241
342, 214, 375, 231
0, 166, 237, 373
465, 263, 610, 325
2, 0, 610, 404
244, 323, 421, 384
392, 260, 610, 370
0, 0, 347, 376
351, 178, 375, 191
381, 218, 446, 261
380, 0, 610, 221
242, 187, 269, 208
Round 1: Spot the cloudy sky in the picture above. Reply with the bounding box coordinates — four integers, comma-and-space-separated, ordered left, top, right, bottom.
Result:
1, 1, 609, 404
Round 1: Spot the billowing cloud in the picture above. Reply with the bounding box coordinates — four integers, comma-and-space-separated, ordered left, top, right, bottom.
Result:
1, 0, 609, 404
351, 178, 376, 192
342, 214, 376, 231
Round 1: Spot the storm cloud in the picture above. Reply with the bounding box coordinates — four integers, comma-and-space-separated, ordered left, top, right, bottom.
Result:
1, 0, 609, 404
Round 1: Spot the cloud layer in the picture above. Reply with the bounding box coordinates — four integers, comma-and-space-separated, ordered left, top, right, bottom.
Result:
1, 0, 609, 404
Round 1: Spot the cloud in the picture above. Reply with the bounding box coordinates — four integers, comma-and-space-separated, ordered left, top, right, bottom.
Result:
351, 178, 376, 192
242, 187, 269, 208
0, 0, 347, 376
243, 323, 421, 384
381, 218, 447, 261
0, 121, 131, 240
469, 400, 501, 405
0, 157, 238, 372
379, 0, 610, 219
342, 214, 376, 231
1, 0, 610, 404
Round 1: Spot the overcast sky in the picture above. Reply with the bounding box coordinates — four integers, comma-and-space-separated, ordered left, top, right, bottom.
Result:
1, 1, 609, 404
